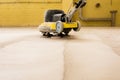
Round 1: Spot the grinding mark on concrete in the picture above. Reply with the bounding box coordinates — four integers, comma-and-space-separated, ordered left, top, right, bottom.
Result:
0, 34, 38, 48
0, 37, 26, 48
62, 38, 73, 80
63, 40, 67, 80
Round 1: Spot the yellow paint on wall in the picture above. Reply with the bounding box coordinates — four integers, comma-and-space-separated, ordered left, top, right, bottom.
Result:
0, 2, 62, 27
112, 0, 120, 26
73, 0, 120, 26
0, 0, 120, 27
62, 0, 73, 13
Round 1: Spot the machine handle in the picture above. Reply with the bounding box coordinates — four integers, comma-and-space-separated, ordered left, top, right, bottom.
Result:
75, 0, 87, 8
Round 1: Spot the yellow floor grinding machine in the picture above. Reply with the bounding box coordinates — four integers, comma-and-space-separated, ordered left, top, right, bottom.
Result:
38, 0, 86, 37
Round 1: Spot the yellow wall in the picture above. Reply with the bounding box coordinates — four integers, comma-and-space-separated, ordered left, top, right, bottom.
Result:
0, 0, 119, 27
0, 1, 62, 27
73, 0, 120, 26
62, 0, 73, 13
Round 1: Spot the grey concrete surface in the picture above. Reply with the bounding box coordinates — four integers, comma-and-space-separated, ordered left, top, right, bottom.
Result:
0, 27, 120, 80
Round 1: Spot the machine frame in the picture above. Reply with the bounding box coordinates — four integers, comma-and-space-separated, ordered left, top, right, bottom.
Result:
38, 0, 86, 37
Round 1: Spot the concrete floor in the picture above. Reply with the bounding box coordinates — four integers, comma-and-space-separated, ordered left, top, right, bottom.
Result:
0, 27, 120, 80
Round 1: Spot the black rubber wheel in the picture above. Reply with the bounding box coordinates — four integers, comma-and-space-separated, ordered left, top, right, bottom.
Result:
64, 28, 72, 36
42, 32, 46, 36
44, 10, 64, 22
73, 21, 81, 32
58, 33, 64, 38
56, 21, 63, 34
46, 32, 53, 38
